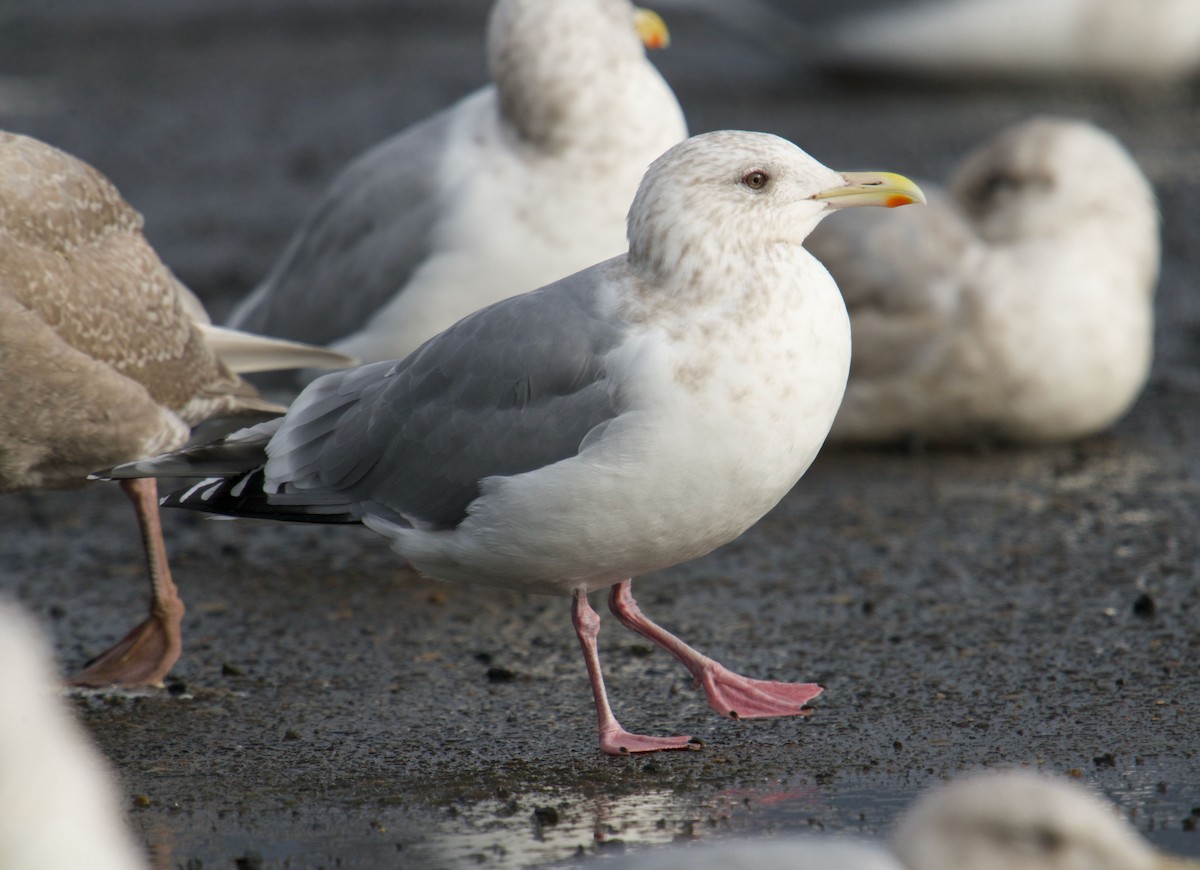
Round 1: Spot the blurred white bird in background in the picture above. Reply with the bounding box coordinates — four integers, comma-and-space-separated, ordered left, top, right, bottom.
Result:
228, 0, 687, 382
824, 0, 1200, 85
0, 599, 148, 870
809, 117, 1159, 446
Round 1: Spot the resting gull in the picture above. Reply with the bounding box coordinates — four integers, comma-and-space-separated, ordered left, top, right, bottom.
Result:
108, 130, 923, 753
822, 0, 1200, 85
891, 770, 1200, 870
228, 0, 687, 381
809, 117, 1158, 446
0, 130, 352, 687
0, 599, 148, 870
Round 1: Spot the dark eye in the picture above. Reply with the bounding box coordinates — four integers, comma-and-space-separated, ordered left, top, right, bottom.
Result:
742, 170, 769, 190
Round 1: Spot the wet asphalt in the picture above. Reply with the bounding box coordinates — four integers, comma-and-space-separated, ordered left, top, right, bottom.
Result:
1, 1, 1198, 867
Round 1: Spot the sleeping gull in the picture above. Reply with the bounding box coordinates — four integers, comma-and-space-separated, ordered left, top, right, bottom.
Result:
822, 0, 1200, 85
0, 599, 148, 870
0, 130, 352, 687
106, 130, 924, 754
227, 0, 687, 380
808, 117, 1158, 446
891, 770, 1200, 870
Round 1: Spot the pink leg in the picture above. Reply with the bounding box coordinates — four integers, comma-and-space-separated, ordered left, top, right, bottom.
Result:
608, 580, 821, 720
70, 478, 185, 688
572, 589, 702, 755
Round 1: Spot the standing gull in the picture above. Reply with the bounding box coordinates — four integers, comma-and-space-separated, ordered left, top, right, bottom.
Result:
809, 117, 1158, 446
108, 131, 924, 754
228, 0, 687, 377
0, 131, 351, 687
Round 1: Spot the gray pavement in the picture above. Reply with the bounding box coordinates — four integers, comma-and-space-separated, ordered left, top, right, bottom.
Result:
1, 1, 1198, 867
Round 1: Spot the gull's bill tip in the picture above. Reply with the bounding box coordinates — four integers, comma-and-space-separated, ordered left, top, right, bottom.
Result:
634, 7, 670, 50
813, 171, 927, 209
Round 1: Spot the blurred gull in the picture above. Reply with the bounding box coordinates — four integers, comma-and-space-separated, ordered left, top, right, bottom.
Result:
0, 131, 352, 687
824, 0, 1200, 85
107, 131, 924, 754
891, 770, 1200, 870
0, 599, 148, 870
228, 0, 688, 379
809, 117, 1158, 446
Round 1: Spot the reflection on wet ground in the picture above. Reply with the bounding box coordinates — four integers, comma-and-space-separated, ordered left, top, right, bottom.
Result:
129, 770, 1197, 868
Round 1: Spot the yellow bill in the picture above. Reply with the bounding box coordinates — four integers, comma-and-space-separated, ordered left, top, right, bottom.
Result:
634, 7, 670, 50
811, 171, 926, 209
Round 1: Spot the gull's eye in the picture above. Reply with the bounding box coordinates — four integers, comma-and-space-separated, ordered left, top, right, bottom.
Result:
741, 170, 769, 191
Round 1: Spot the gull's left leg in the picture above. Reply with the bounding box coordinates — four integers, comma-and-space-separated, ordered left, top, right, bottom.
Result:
573, 589, 702, 755
69, 478, 185, 688
608, 579, 821, 720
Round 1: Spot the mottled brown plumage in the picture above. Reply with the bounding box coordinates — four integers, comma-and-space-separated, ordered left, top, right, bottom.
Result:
0, 131, 293, 686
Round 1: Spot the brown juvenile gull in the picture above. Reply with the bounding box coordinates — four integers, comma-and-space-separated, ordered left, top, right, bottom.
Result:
823, 0, 1200, 85
227, 0, 687, 383
809, 117, 1159, 446
108, 130, 924, 754
0, 599, 149, 870
0, 130, 353, 687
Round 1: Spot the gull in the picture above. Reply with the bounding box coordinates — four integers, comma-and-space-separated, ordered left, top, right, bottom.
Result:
0, 599, 148, 870
227, 0, 688, 380
105, 130, 924, 754
808, 117, 1159, 446
0, 130, 353, 688
891, 770, 1200, 870
822, 0, 1200, 85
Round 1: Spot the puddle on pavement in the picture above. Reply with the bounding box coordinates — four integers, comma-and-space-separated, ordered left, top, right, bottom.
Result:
135, 769, 1199, 868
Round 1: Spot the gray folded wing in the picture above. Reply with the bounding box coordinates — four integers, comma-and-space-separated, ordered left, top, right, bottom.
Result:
265, 267, 629, 529
228, 107, 456, 347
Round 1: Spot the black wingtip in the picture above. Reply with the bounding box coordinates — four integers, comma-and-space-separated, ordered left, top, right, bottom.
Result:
161, 468, 361, 525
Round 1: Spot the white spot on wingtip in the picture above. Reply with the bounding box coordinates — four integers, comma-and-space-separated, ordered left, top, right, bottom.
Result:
179, 477, 220, 502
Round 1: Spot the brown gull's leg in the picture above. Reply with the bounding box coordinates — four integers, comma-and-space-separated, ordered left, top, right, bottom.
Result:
70, 478, 184, 688
572, 588, 701, 755
608, 579, 821, 720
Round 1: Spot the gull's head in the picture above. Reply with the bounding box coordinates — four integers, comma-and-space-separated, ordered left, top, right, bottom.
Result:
891, 771, 1200, 870
627, 130, 924, 279
487, 0, 676, 148
950, 117, 1158, 247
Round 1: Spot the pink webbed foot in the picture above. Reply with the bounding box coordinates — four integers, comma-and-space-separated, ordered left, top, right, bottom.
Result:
70, 478, 185, 688
598, 726, 703, 756
68, 600, 183, 688
607, 579, 822, 722
695, 661, 822, 720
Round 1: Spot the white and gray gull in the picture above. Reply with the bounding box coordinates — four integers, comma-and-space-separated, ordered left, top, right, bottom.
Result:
108, 131, 924, 754
227, 0, 687, 380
